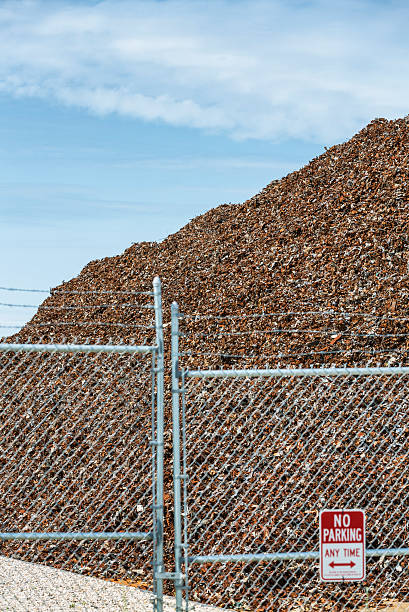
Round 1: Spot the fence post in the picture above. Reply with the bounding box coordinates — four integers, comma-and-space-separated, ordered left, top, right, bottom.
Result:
153, 277, 164, 612
171, 301, 184, 612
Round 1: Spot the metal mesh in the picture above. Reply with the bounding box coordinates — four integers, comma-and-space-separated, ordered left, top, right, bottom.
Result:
180, 369, 409, 611
0, 343, 156, 610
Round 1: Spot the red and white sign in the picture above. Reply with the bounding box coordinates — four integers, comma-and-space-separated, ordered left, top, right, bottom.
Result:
320, 509, 365, 581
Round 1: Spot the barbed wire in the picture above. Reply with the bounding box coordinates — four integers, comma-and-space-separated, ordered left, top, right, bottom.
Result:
192, 329, 409, 339
0, 303, 154, 310
38, 304, 154, 311
180, 347, 408, 360
0, 286, 152, 296
182, 310, 409, 322
0, 286, 49, 293
0, 335, 146, 345
38, 304, 154, 310
0, 302, 39, 308
1, 320, 154, 328
52, 290, 153, 296
25, 321, 154, 329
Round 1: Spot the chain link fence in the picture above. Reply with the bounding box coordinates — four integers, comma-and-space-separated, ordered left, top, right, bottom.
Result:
171, 304, 409, 611
3, 287, 409, 610
0, 278, 165, 612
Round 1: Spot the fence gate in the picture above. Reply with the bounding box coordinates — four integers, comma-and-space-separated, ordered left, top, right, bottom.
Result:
0, 277, 165, 612
171, 302, 409, 611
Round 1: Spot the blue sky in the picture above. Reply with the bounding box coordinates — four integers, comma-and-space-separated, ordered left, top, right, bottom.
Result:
1, 0, 408, 334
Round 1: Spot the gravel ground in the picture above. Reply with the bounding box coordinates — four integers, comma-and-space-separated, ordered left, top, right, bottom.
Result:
3, 556, 407, 612
0, 556, 227, 612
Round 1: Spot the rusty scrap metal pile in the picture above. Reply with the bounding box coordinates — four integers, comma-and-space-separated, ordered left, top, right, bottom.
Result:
3, 116, 409, 609
15, 116, 409, 368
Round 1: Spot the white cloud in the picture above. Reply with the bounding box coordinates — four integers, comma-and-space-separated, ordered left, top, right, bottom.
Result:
0, 0, 408, 142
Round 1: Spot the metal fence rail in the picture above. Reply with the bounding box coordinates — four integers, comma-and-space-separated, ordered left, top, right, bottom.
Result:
171, 302, 409, 611
0, 277, 165, 612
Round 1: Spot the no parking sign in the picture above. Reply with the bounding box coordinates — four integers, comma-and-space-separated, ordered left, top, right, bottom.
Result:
320, 509, 365, 581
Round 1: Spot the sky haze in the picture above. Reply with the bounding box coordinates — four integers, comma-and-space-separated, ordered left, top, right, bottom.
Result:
1, 0, 407, 334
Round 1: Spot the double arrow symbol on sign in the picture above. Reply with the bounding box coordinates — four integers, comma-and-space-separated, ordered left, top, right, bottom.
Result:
329, 561, 356, 568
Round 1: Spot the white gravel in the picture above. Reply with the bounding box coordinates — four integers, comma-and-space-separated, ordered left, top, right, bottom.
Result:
0, 556, 229, 612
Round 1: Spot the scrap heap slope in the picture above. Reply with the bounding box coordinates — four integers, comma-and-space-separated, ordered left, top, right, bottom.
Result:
2, 116, 409, 610
14, 115, 409, 368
